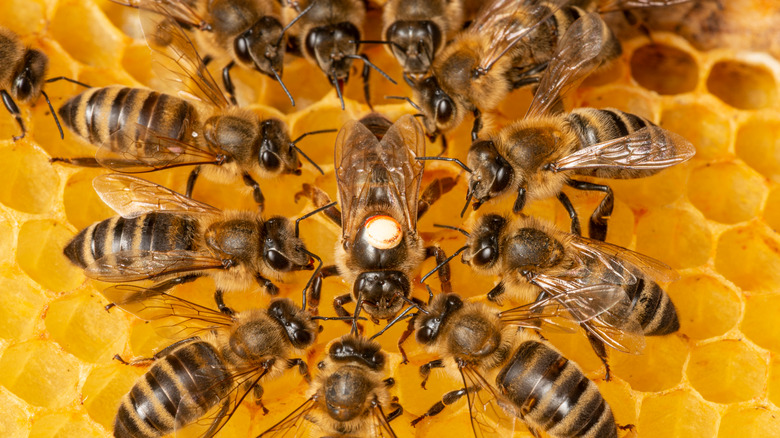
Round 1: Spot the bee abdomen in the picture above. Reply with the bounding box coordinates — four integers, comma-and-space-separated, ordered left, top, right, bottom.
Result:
567, 108, 653, 147
497, 340, 617, 438
625, 278, 680, 336
58, 86, 197, 152
114, 341, 232, 438
64, 213, 199, 268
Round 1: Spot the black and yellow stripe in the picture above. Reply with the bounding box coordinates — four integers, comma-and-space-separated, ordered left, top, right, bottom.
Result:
625, 277, 680, 336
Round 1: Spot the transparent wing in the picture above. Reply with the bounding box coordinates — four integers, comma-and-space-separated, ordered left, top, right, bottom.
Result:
139, 1, 230, 108
257, 397, 318, 438
525, 12, 613, 118
335, 115, 425, 238
111, 0, 211, 31
101, 284, 232, 326
599, 0, 694, 12
473, 0, 569, 74
459, 365, 517, 438
584, 300, 647, 354
552, 126, 696, 172
96, 123, 225, 174
85, 250, 225, 282
499, 283, 627, 331
568, 236, 679, 283
369, 402, 399, 438
93, 174, 221, 218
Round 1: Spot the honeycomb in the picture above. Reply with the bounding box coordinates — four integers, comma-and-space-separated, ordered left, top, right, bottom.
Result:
1, 0, 779, 437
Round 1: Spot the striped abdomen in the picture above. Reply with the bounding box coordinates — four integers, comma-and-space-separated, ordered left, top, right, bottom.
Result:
623, 274, 680, 336
58, 86, 198, 153
64, 212, 199, 268
114, 341, 232, 438
497, 341, 617, 438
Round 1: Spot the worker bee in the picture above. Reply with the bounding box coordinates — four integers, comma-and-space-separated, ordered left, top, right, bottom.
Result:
412, 1, 623, 140
294, 113, 456, 329
428, 213, 680, 379
259, 334, 402, 437
283, 0, 396, 109
64, 174, 329, 314
51, 19, 331, 212
0, 26, 88, 141
112, 0, 314, 105
381, 0, 465, 81
106, 286, 351, 437
406, 292, 620, 438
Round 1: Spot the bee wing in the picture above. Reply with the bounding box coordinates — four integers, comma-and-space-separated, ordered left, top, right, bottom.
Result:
335, 115, 425, 238
96, 123, 226, 174
85, 250, 225, 282
552, 125, 696, 172
459, 365, 517, 438
525, 13, 614, 118
257, 397, 319, 438
369, 402, 399, 438
93, 174, 221, 218
599, 0, 694, 12
139, 1, 231, 109
472, 0, 568, 74
113, 0, 211, 31
101, 284, 232, 324
584, 303, 647, 354
569, 236, 680, 283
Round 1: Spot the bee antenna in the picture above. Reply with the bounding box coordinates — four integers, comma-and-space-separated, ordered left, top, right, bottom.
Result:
420, 245, 468, 284
351, 295, 364, 336
291, 144, 323, 175
345, 54, 397, 85
300, 248, 322, 311
295, 201, 337, 238
271, 67, 295, 107
277, 1, 315, 45
40, 90, 64, 140
331, 73, 346, 110
289, 129, 336, 176
368, 305, 418, 341
433, 223, 471, 237
311, 315, 368, 321
384, 95, 422, 111
415, 156, 472, 173
352, 39, 406, 53
413, 113, 425, 118
460, 191, 473, 218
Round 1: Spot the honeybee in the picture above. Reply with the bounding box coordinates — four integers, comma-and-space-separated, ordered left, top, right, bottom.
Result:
381, 0, 465, 81
51, 19, 331, 212
64, 174, 328, 314
294, 113, 456, 328
107, 288, 338, 437
0, 26, 88, 141
259, 334, 401, 437
283, 0, 396, 109
430, 213, 680, 379
113, 0, 312, 105
407, 292, 620, 438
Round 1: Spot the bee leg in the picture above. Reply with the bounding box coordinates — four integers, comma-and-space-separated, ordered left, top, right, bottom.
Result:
419, 359, 444, 389
287, 358, 310, 383
308, 265, 340, 312
387, 401, 404, 422
1, 90, 26, 141
585, 330, 612, 381
567, 179, 613, 242
185, 165, 201, 198
49, 156, 101, 167
252, 384, 270, 415
556, 191, 582, 236
397, 307, 420, 364
45, 76, 92, 89
295, 183, 342, 227
334, 294, 362, 332
361, 62, 373, 110
417, 176, 458, 220
410, 388, 468, 427
114, 336, 201, 366
221, 61, 238, 106
471, 109, 482, 142
255, 274, 280, 296
486, 281, 506, 304
242, 172, 265, 213
425, 245, 452, 294
509, 62, 548, 89
214, 289, 235, 316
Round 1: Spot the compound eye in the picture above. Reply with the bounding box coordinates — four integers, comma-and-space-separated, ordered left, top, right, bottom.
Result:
293, 329, 313, 346
260, 150, 281, 171
473, 246, 496, 267
234, 33, 253, 64
266, 249, 291, 271
492, 161, 512, 193
372, 352, 384, 367
436, 97, 453, 124
14, 76, 33, 100
416, 326, 434, 344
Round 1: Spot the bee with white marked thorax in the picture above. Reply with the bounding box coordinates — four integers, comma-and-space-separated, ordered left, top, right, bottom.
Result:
64, 174, 331, 314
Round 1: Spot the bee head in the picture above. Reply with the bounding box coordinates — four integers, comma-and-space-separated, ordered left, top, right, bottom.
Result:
305, 22, 361, 83
466, 140, 514, 209
13, 49, 47, 103
262, 217, 314, 273
234, 16, 286, 79
257, 119, 301, 175
385, 20, 442, 78
462, 214, 506, 269
414, 75, 457, 135
415, 293, 463, 345
353, 271, 409, 321
267, 298, 317, 348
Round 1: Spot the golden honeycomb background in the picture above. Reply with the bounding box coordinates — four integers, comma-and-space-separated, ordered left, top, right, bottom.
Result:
1, 0, 780, 437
